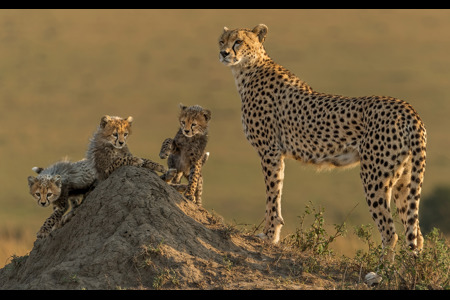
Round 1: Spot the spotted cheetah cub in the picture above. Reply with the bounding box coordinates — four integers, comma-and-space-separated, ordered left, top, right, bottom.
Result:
27, 158, 96, 238
86, 115, 166, 182
159, 104, 211, 205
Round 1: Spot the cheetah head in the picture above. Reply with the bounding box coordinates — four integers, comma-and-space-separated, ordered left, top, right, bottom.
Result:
218, 24, 268, 67
179, 104, 211, 138
99, 115, 133, 149
27, 175, 62, 207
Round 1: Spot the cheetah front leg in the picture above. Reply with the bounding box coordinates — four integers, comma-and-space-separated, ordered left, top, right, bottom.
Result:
258, 151, 285, 244
141, 158, 167, 173
37, 197, 69, 239
103, 155, 144, 178
159, 138, 174, 159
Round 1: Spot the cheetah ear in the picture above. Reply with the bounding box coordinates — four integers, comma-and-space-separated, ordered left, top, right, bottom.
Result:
27, 176, 36, 188
223, 26, 229, 33
126, 116, 133, 125
53, 175, 62, 188
203, 109, 211, 122
179, 103, 187, 111
100, 115, 111, 128
252, 24, 268, 43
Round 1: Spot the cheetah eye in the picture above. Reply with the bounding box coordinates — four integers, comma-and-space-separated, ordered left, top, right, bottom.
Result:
219, 40, 224, 46
180, 121, 185, 127
124, 132, 128, 137
35, 192, 41, 198
191, 123, 197, 129
113, 132, 118, 138
47, 193, 53, 198
234, 40, 243, 48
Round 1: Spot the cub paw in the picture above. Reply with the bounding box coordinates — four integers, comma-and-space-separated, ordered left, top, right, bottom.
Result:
163, 168, 178, 182
134, 157, 144, 166
36, 229, 50, 239
159, 152, 169, 159
183, 191, 196, 203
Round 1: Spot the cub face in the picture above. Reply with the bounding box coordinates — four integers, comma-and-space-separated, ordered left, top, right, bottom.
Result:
179, 104, 211, 138
99, 115, 133, 149
218, 24, 268, 67
27, 175, 62, 207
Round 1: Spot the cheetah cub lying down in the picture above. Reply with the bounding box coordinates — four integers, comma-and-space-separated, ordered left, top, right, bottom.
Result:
27, 158, 96, 238
159, 104, 211, 205
86, 115, 166, 182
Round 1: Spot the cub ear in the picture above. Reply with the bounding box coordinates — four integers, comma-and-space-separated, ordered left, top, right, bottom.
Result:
223, 26, 229, 33
100, 115, 112, 128
179, 103, 187, 111
203, 109, 212, 122
252, 24, 268, 43
27, 176, 36, 188
126, 116, 133, 125
53, 175, 62, 188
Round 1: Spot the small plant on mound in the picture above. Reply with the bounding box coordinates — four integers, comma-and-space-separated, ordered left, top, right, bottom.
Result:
284, 201, 349, 256
281, 202, 449, 290
282, 202, 352, 279
353, 225, 450, 290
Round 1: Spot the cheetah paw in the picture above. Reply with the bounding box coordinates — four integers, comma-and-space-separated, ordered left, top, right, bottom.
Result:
164, 168, 178, 182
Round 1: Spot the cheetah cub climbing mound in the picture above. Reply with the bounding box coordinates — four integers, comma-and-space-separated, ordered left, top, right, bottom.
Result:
87, 115, 166, 182
27, 158, 96, 238
159, 104, 211, 205
219, 24, 427, 262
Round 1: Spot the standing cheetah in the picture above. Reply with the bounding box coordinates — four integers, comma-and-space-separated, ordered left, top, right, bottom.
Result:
219, 24, 427, 261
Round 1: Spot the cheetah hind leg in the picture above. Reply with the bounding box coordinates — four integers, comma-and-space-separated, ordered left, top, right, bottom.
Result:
392, 155, 424, 255
194, 174, 203, 206
61, 195, 83, 226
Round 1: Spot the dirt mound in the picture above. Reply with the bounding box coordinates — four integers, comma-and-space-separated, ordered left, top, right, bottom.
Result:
0, 167, 341, 289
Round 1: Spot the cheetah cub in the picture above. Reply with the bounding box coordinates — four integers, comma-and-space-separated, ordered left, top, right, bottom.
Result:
27, 158, 96, 238
159, 104, 211, 205
86, 115, 166, 182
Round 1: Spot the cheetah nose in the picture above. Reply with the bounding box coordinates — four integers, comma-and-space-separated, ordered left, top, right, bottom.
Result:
118, 141, 124, 146
220, 50, 229, 58
184, 130, 190, 135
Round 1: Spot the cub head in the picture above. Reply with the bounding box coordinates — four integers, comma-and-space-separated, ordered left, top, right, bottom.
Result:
179, 104, 211, 138
218, 24, 268, 67
99, 115, 133, 149
27, 175, 62, 207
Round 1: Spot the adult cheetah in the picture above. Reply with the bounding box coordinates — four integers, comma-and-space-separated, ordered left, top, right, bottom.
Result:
219, 24, 427, 261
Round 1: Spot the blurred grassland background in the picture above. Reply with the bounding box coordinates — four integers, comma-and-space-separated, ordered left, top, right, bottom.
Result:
1, 9, 449, 268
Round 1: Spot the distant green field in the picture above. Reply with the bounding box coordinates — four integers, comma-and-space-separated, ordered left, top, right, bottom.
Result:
1, 9, 449, 267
